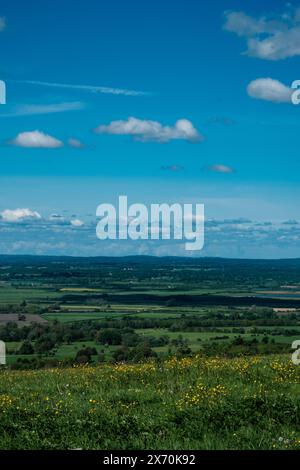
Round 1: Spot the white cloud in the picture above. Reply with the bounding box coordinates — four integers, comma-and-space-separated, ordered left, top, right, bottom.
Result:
0, 209, 87, 228
94, 117, 203, 143
223, 8, 300, 60
10, 130, 64, 148
1, 102, 84, 117
0, 17, 6, 32
184, 213, 205, 223
68, 138, 85, 149
208, 164, 235, 174
247, 78, 292, 103
16, 80, 147, 97
247, 28, 300, 60
49, 214, 65, 223
224, 11, 267, 37
0, 208, 41, 222
161, 165, 184, 172
71, 219, 84, 227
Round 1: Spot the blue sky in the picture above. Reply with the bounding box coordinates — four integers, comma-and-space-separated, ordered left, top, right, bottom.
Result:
0, 0, 299, 258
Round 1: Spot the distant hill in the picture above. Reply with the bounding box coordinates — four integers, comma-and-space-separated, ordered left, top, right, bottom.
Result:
0, 254, 300, 265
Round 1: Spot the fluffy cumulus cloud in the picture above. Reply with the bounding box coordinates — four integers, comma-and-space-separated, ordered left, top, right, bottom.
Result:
0, 209, 88, 230
0, 17, 6, 32
224, 11, 266, 37
10, 130, 64, 148
70, 219, 84, 227
207, 164, 235, 174
94, 117, 203, 143
1, 216, 300, 258
224, 7, 300, 60
247, 78, 293, 103
0, 208, 41, 222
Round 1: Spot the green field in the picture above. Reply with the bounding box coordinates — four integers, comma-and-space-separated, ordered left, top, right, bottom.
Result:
0, 286, 59, 304
1, 256, 300, 450
1, 354, 300, 450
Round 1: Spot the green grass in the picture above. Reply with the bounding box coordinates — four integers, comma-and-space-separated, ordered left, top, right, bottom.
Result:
0, 354, 300, 449
136, 328, 237, 353
4, 340, 117, 364
54, 341, 98, 360
44, 308, 182, 322
43, 313, 118, 323
0, 286, 59, 304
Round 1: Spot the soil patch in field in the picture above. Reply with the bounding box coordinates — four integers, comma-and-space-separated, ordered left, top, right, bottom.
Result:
0, 314, 47, 326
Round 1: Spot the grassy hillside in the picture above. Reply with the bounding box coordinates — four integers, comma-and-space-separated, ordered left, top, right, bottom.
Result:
1, 354, 300, 450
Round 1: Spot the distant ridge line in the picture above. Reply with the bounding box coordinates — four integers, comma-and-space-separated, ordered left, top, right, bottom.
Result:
0, 254, 299, 263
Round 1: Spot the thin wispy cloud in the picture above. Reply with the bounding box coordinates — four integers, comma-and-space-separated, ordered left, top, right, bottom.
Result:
0, 17, 6, 32
15, 80, 148, 97
206, 116, 235, 126
161, 165, 184, 172
282, 219, 299, 226
68, 138, 86, 149
0, 102, 85, 117
207, 164, 235, 174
